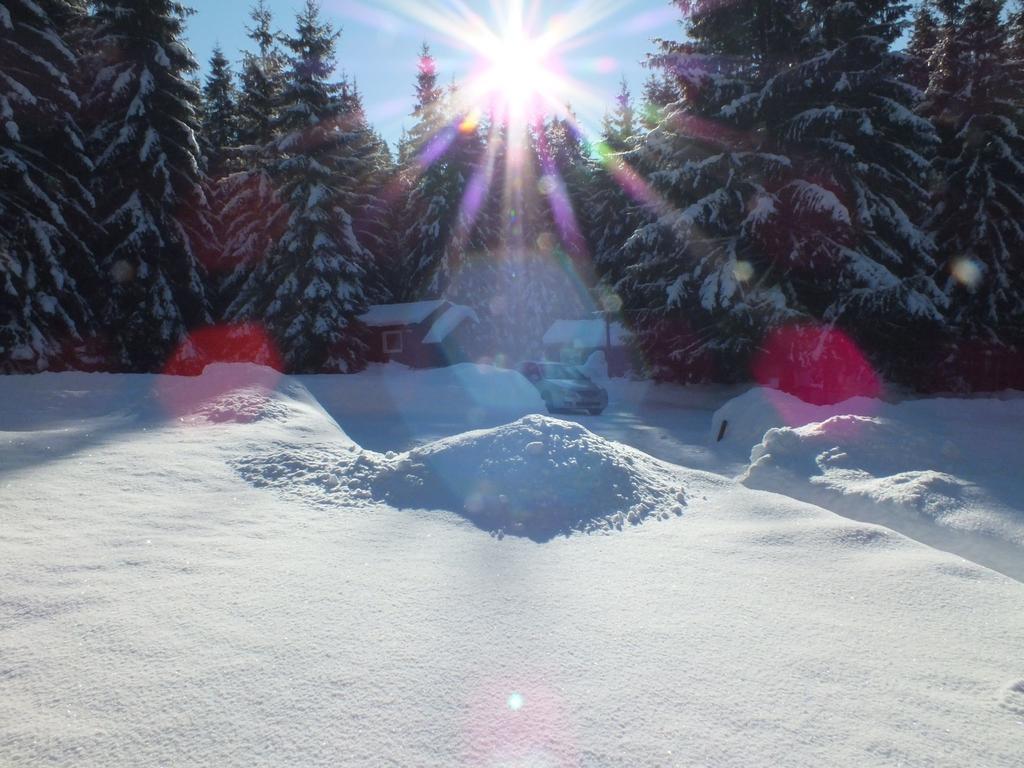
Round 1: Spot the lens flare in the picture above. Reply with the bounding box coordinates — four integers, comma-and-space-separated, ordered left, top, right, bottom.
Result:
951, 257, 983, 289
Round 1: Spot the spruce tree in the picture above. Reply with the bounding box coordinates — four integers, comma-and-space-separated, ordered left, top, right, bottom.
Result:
639, 72, 678, 130
591, 79, 642, 287
85, 0, 212, 371
217, 0, 286, 314
340, 79, 398, 303
498, 115, 592, 359
399, 45, 483, 302
617, 0, 804, 381
228, 0, 369, 372
908, 1, 941, 88
202, 45, 239, 178
749, 0, 946, 384
928, 0, 1024, 366
236, 0, 283, 150
1, 0, 99, 372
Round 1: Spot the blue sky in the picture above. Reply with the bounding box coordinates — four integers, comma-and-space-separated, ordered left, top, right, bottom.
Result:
184, 0, 682, 147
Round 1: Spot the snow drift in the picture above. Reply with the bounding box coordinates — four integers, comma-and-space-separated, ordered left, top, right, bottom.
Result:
373, 415, 687, 541
740, 396, 1024, 581
710, 385, 880, 454
234, 415, 688, 542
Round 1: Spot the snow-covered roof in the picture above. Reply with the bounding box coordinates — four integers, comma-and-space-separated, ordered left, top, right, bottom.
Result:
423, 304, 479, 344
360, 300, 446, 327
543, 319, 632, 348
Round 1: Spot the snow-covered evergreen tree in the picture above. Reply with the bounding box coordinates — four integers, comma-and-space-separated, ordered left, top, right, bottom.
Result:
496, 116, 593, 358
908, 1, 941, 87
236, 0, 283, 150
748, 0, 946, 383
590, 79, 643, 287
339, 79, 398, 304
228, 0, 369, 372
202, 45, 239, 178
616, 0, 804, 381
927, 0, 1024, 357
216, 0, 285, 316
0, 0, 99, 371
639, 72, 679, 131
399, 45, 485, 302
85, 0, 212, 371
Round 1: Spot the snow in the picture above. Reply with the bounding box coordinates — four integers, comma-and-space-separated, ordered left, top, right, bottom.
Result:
740, 394, 1024, 582
711, 386, 881, 456
2, 367, 1024, 766
421, 303, 478, 344
542, 318, 631, 348
359, 299, 446, 327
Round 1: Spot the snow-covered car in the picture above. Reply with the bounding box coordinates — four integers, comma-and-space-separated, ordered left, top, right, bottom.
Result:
518, 361, 608, 415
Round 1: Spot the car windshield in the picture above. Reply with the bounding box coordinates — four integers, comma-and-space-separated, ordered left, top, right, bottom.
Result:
540, 363, 587, 381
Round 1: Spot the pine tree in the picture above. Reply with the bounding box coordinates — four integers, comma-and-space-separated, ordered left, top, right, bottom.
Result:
217, 0, 285, 316
748, 0, 946, 384
639, 72, 677, 130
927, 0, 1024, 366
601, 78, 637, 153
202, 45, 239, 178
85, 0, 212, 371
399, 45, 484, 302
340, 79, 398, 303
502, 115, 593, 358
591, 79, 642, 287
908, 1, 941, 88
1010, 1, 1024, 60
1, 0, 100, 372
228, 0, 369, 372
236, 0, 283, 150
617, 0, 805, 381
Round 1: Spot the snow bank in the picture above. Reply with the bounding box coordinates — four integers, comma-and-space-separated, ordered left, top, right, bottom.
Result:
710, 386, 880, 454
311, 362, 543, 419
234, 415, 687, 542
374, 415, 686, 541
742, 397, 1024, 581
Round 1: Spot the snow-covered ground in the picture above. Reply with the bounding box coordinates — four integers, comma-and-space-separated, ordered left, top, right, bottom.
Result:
1, 364, 1023, 767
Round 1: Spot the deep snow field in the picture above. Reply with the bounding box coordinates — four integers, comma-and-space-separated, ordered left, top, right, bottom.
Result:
1, 363, 1023, 767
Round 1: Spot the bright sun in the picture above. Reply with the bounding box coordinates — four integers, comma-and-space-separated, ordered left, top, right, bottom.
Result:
478, 28, 553, 122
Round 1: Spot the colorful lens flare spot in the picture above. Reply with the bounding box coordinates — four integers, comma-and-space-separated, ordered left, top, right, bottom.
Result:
951, 257, 983, 289
507, 692, 525, 711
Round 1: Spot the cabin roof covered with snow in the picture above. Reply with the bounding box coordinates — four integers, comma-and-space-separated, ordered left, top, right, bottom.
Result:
360, 300, 478, 345
543, 319, 632, 348
359, 300, 447, 328
422, 304, 479, 344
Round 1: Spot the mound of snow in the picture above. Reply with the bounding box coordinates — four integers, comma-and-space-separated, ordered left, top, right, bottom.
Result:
373, 415, 686, 541
234, 415, 688, 542
711, 386, 880, 454
741, 397, 1024, 582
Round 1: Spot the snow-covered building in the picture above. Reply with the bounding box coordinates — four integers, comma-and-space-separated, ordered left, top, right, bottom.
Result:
542, 318, 634, 376
360, 300, 479, 368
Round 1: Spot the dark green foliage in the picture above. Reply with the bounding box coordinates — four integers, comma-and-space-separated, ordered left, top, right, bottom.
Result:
202, 45, 239, 177
86, 0, 212, 371
927, 0, 1024, 357
0, 0, 100, 372
228, 0, 369, 373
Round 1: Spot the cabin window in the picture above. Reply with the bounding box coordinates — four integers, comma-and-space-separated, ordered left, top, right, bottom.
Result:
383, 330, 403, 354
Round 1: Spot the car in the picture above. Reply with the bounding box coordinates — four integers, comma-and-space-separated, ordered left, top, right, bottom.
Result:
517, 361, 609, 416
